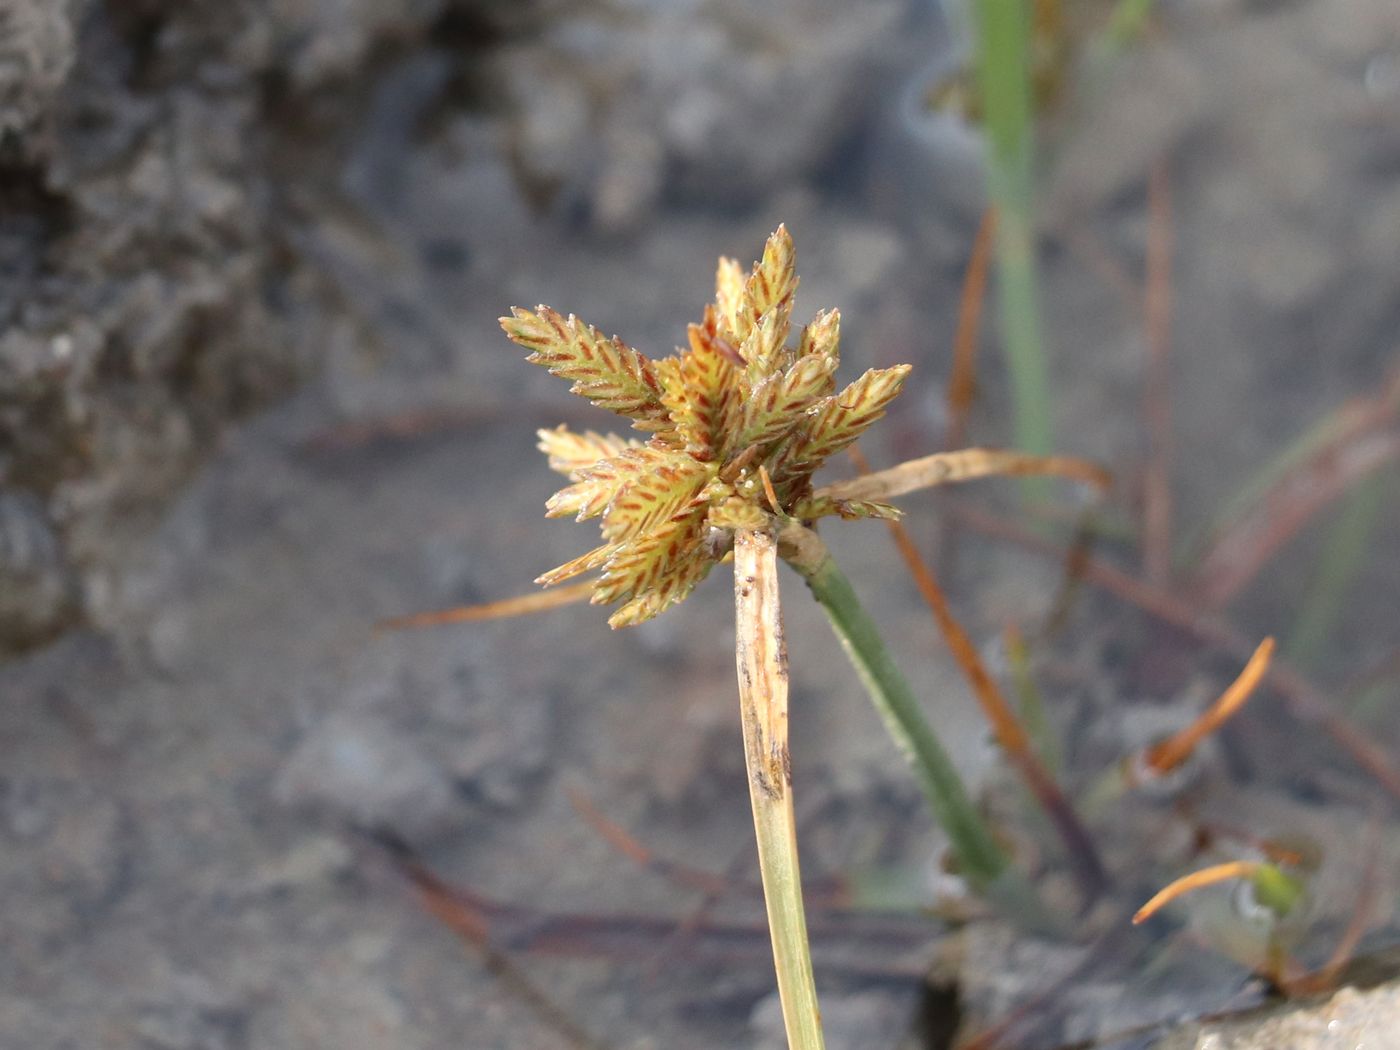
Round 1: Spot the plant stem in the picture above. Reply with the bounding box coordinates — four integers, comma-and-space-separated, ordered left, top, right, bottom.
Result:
779, 525, 1054, 930
1288, 472, 1389, 668
971, 0, 1053, 497
733, 529, 825, 1050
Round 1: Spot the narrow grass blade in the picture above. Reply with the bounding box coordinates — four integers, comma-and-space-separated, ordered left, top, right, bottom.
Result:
1287, 473, 1391, 669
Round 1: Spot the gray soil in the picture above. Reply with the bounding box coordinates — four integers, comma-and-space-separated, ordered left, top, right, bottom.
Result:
3, 0, 1400, 1047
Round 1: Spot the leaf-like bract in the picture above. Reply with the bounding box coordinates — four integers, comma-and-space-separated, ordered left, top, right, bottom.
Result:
504, 306, 671, 431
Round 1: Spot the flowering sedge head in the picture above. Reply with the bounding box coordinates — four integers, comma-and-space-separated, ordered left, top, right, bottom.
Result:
502, 226, 909, 627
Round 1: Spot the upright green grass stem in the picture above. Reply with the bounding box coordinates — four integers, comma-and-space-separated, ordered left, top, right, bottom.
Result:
734, 530, 825, 1050
971, 0, 1054, 496
1288, 474, 1389, 668
780, 525, 1054, 931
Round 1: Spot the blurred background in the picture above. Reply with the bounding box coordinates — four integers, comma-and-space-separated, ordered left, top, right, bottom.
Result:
3, 0, 1400, 1046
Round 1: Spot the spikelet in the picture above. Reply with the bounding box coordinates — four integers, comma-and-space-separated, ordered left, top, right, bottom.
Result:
504, 307, 672, 432
738, 352, 839, 449
776, 365, 912, 479
592, 511, 711, 614
715, 257, 748, 340
536, 426, 636, 478
661, 305, 743, 461
741, 304, 794, 388
740, 226, 798, 338
599, 450, 711, 543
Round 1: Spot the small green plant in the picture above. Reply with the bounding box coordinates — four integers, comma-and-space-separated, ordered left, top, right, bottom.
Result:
503, 226, 1107, 1048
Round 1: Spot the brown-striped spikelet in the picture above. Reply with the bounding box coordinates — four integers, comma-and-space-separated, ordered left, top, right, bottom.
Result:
504, 226, 910, 627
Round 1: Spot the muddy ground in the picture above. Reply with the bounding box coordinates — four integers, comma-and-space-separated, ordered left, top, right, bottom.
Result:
3, 0, 1400, 1047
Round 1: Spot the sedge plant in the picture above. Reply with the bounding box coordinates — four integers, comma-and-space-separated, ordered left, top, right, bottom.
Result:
502, 226, 1105, 1048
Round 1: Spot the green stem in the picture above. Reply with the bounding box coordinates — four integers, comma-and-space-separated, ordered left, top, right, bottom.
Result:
1287, 473, 1389, 668
780, 526, 1054, 930
734, 530, 825, 1050
1004, 626, 1061, 776
971, 0, 1053, 495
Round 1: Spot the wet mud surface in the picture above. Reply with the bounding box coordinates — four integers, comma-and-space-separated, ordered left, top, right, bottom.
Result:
3, 0, 1400, 1047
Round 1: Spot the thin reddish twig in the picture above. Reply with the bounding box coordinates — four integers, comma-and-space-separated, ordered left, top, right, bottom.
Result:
1143, 161, 1175, 586
567, 789, 733, 896
945, 209, 997, 451
1185, 430, 1400, 609
1061, 223, 1145, 318
377, 835, 941, 978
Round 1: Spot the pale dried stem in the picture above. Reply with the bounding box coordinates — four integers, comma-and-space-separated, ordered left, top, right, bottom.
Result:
733, 529, 825, 1050
815, 448, 1109, 505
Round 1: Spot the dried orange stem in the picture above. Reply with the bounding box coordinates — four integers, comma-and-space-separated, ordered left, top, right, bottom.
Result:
376, 581, 594, 631
567, 788, 732, 896
1132, 861, 1261, 925
945, 208, 996, 451
1145, 637, 1275, 773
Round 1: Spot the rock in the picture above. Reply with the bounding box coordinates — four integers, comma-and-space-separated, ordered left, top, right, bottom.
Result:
1150, 981, 1400, 1050
497, 0, 905, 228
0, 0, 77, 143
0, 490, 76, 650
0, 0, 502, 654
274, 711, 460, 846
751, 988, 920, 1050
